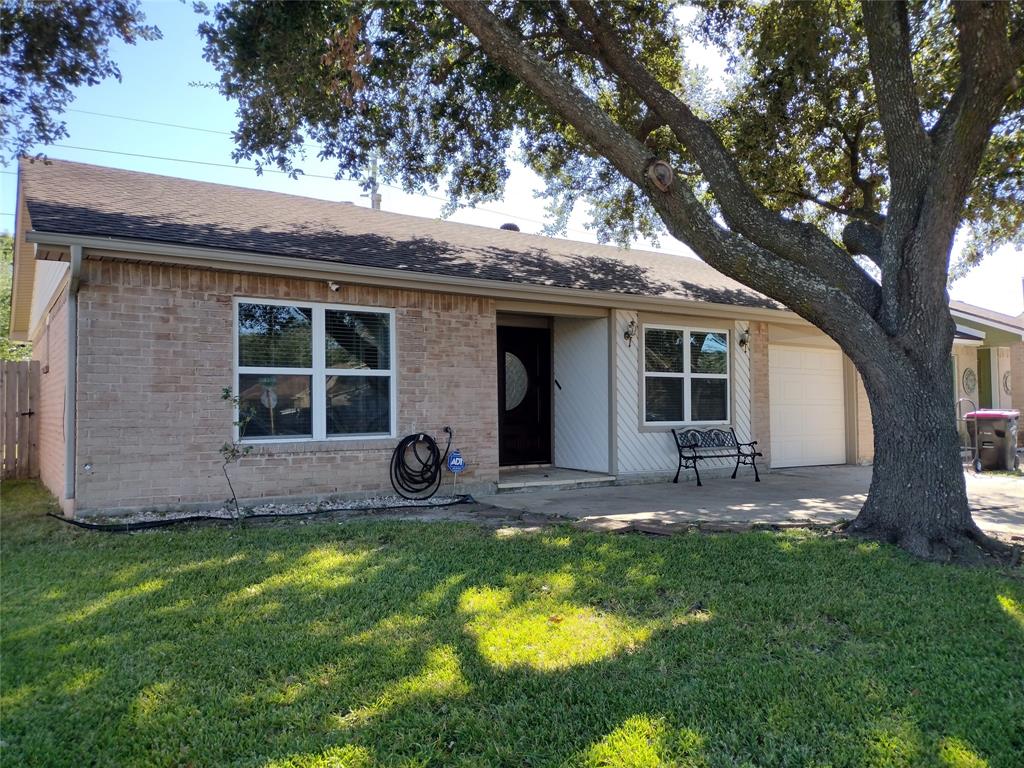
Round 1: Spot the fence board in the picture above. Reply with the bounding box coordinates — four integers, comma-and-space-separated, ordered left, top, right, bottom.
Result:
16, 362, 28, 478
1, 360, 40, 480
2, 363, 16, 478
27, 361, 39, 479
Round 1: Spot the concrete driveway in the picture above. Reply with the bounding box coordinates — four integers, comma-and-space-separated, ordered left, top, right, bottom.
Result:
480, 465, 1023, 537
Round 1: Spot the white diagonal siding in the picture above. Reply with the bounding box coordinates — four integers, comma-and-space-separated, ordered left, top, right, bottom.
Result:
553, 317, 610, 472
613, 310, 753, 478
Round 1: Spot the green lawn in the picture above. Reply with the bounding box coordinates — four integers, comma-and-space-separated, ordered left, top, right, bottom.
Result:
2, 480, 1022, 767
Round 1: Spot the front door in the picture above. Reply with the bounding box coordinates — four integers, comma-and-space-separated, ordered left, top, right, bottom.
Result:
497, 326, 552, 465
977, 348, 993, 408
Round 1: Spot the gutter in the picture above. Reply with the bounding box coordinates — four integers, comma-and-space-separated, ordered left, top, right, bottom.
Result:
950, 308, 1024, 340
24, 230, 806, 325
64, 244, 82, 506
954, 323, 986, 342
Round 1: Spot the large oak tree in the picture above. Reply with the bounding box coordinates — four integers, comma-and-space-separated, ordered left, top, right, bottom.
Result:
199, 0, 1024, 561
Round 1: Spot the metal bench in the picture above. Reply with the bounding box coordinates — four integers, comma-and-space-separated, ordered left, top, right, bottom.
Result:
671, 427, 762, 486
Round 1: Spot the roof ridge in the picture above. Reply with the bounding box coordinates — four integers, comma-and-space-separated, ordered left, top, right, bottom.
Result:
19, 156, 711, 270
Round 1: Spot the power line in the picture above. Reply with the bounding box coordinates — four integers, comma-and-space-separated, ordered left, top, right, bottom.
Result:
47, 142, 588, 234
51, 108, 598, 234
2, 103, 600, 236
67, 108, 232, 135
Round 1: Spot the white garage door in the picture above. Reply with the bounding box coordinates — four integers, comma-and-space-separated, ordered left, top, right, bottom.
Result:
769, 345, 847, 468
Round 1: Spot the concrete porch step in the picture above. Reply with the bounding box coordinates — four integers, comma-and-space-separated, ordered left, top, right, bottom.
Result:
496, 472, 617, 494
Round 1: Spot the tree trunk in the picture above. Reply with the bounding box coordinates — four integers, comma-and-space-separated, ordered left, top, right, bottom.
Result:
848, 352, 1007, 563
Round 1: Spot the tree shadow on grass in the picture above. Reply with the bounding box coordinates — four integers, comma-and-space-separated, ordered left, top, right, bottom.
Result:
2, 505, 1023, 767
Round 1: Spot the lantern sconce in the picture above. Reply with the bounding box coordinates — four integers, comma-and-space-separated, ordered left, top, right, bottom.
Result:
623, 319, 639, 347
737, 326, 750, 353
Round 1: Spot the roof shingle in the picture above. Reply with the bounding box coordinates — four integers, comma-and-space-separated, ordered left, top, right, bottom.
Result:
20, 158, 778, 309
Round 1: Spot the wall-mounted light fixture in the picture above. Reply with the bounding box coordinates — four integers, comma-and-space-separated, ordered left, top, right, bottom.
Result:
737, 326, 750, 353
623, 319, 639, 347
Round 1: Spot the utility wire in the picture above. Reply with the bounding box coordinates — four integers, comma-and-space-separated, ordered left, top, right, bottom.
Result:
67, 108, 233, 135
50, 108, 592, 233
4, 106, 602, 237
48, 142, 583, 234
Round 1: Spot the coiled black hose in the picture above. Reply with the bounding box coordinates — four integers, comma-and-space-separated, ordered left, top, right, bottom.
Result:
389, 427, 453, 500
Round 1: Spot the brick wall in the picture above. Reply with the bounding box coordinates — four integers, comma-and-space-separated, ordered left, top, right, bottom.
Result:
748, 321, 771, 468
855, 375, 874, 464
30, 288, 68, 507
73, 260, 498, 514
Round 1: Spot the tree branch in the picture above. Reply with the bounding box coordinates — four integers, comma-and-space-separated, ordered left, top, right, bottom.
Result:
900, 0, 1024, 323
861, 1, 930, 198
861, 1, 933, 332
842, 220, 884, 265
438, 0, 893, 360
563, 0, 881, 316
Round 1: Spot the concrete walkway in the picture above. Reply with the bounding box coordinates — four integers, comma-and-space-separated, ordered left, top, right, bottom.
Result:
480, 465, 1024, 537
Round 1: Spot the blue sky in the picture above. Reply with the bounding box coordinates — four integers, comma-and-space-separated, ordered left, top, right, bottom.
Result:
3, 0, 1021, 315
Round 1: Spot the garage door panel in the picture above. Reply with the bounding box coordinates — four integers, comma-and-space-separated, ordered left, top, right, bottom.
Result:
769, 344, 847, 468
773, 347, 805, 369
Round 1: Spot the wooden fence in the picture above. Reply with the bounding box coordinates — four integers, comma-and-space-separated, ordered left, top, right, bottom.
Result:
1, 360, 40, 480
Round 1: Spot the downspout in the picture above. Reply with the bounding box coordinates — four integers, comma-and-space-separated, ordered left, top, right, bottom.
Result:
64, 244, 82, 507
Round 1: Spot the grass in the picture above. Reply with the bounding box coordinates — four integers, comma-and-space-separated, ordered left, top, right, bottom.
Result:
2, 479, 1023, 768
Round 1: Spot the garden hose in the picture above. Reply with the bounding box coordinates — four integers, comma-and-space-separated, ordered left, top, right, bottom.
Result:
389, 427, 454, 500
44, 491, 475, 533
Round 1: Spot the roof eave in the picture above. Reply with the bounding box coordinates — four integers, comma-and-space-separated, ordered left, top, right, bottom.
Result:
951, 307, 1024, 339
8, 176, 34, 339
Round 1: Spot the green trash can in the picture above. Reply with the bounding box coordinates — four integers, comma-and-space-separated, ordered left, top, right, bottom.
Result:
964, 410, 1020, 471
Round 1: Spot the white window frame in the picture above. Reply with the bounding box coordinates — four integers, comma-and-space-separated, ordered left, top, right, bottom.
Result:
233, 297, 397, 443
641, 324, 731, 426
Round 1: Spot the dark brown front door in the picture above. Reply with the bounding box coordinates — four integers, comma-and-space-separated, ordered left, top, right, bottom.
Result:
497, 326, 551, 466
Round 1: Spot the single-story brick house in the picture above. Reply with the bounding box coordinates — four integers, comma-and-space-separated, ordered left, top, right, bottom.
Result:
949, 300, 1024, 415
8, 159, 1022, 517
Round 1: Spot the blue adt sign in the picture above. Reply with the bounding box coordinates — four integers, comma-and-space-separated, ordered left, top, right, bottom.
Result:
447, 450, 466, 474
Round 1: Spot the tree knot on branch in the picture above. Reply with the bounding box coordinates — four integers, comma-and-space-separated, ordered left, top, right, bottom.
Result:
645, 159, 674, 192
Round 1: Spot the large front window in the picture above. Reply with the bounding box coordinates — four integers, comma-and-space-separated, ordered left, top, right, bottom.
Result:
643, 325, 729, 425
235, 300, 395, 441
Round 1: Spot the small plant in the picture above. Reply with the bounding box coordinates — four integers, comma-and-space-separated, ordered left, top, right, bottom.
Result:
220, 387, 255, 520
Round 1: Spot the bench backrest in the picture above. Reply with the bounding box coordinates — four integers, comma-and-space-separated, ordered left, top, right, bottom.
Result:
673, 427, 738, 450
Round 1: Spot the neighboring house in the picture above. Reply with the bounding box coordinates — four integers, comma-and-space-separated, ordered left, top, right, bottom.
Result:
949, 300, 1024, 414
4, 159, 1013, 517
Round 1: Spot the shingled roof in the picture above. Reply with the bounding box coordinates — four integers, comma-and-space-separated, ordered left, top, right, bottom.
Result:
19, 158, 778, 310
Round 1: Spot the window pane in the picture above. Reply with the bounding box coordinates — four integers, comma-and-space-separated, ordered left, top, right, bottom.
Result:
645, 377, 684, 422
326, 376, 390, 435
691, 378, 728, 421
690, 331, 728, 374
238, 374, 312, 438
645, 329, 685, 373
325, 310, 391, 370
238, 304, 312, 368
505, 352, 529, 411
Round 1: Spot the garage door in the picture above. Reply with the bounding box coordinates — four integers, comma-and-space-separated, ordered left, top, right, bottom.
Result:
769, 345, 847, 468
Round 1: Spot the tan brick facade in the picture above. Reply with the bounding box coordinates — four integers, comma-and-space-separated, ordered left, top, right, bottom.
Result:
748, 321, 771, 467
30, 287, 68, 505
72, 260, 498, 514
854, 375, 874, 464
